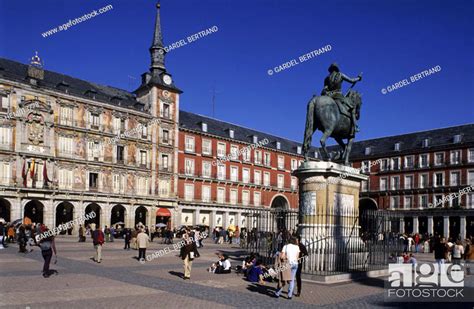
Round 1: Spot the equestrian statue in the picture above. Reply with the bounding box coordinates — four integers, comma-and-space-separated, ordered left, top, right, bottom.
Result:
302, 63, 363, 165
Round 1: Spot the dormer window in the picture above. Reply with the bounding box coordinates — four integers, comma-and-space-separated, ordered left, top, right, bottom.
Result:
276, 141, 281, 150
56, 81, 69, 93
85, 89, 97, 99
365, 147, 371, 155
252, 135, 258, 144
296, 146, 302, 155
422, 138, 429, 148
394, 142, 400, 151
314, 151, 319, 158
229, 129, 234, 138
453, 134, 462, 144
201, 122, 207, 132
111, 96, 123, 105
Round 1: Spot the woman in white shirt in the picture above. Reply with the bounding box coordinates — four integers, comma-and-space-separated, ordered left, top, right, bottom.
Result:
215, 254, 232, 274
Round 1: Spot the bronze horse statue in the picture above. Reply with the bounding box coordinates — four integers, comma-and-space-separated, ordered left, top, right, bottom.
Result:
302, 90, 362, 165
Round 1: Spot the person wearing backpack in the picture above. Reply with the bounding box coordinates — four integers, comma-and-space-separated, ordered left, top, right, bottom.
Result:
37, 225, 57, 278
92, 226, 105, 263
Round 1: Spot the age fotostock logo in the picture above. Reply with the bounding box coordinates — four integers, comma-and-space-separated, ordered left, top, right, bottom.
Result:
385, 263, 470, 302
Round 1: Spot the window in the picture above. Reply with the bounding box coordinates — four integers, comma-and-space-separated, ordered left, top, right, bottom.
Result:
405, 156, 414, 169
361, 161, 370, 173
185, 136, 195, 153
141, 124, 148, 139
0, 127, 12, 146
434, 172, 444, 187
391, 176, 400, 190
140, 150, 147, 167
161, 129, 169, 144
434, 194, 444, 207
263, 172, 270, 186
113, 117, 121, 134
296, 146, 302, 154
391, 157, 400, 170
58, 169, 73, 190
89, 113, 100, 130
217, 142, 226, 158
137, 177, 149, 195
217, 164, 226, 180
380, 159, 389, 171
467, 193, 474, 209
230, 166, 238, 182
469, 149, 474, 163
277, 174, 284, 189
60, 106, 73, 126
365, 147, 371, 155
361, 180, 368, 192
419, 154, 429, 168
217, 187, 225, 203
291, 159, 298, 171
116, 145, 124, 163
254, 170, 261, 185
394, 142, 400, 151
450, 150, 461, 165
0, 162, 10, 185
390, 196, 399, 209
254, 150, 262, 164
230, 189, 238, 204
87, 141, 101, 161
450, 171, 460, 186
202, 186, 211, 202
420, 195, 428, 208
230, 145, 239, 160
278, 156, 285, 169
252, 135, 258, 144
276, 142, 281, 150
404, 196, 413, 209
380, 178, 388, 191
202, 161, 211, 178
0, 95, 8, 112
419, 174, 428, 189
89, 172, 99, 190
469, 170, 474, 186
242, 148, 250, 162
202, 139, 212, 155
242, 168, 250, 183
184, 184, 194, 201
161, 154, 169, 171
422, 139, 429, 148
161, 103, 170, 118
58, 136, 74, 156
435, 153, 444, 166
242, 191, 249, 206
404, 175, 413, 189
184, 158, 194, 176
291, 177, 298, 190
229, 129, 234, 138
112, 174, 125, 193
453, 134, 462, 143
201, 122, 207, 132
450, 194, 459, 208
254, 192, 261, 206
264, 152, 271, 166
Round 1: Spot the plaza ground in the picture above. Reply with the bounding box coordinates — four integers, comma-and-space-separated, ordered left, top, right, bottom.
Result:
0, 237, 473, 308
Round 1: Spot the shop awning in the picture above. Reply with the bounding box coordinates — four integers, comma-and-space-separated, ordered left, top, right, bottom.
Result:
156, 208, 171, 217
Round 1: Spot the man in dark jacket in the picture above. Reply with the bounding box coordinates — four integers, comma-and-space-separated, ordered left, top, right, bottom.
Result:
92, 226, 105, 263
124, 228, 131, 250
179, 231, 200, 280
434, 237, 448, 268
295, 236, 309, 297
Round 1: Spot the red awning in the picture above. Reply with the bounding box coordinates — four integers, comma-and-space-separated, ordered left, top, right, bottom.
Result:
156, 208, 171, 217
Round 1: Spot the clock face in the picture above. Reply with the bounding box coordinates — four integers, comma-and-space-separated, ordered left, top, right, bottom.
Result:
163, 74, 172, 85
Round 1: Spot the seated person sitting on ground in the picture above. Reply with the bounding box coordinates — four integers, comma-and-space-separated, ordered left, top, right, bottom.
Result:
209, 253, 232, 274
239, 253, 258, 275
246, 260, 266, 285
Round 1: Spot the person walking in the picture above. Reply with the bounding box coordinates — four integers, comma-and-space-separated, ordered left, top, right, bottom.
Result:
434, 237, 448, 268
274, 237, 300, 300
465, 238, 474, 275
179, 232, 200, 280
37, 225, 58, 278
137, 228, 149, 262
452, 240, 464, 265
295, 236, 308, 297
110, 226, 115, 242
131, 228, 138, 250
124, 228, 131, 250
92, 226, 105, 263
78, 225, 85, 242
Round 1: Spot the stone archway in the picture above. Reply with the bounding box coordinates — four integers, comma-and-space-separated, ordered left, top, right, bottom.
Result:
135, 206, 148, 227
0, 199, 11, 222
270, 195, 289, 209
55, 202, 74, 231
85, 203, 101, 227
24, 200, 44, 224
111, 204, 126, 226
359, 198, 378, 235
270, 195, 291, 232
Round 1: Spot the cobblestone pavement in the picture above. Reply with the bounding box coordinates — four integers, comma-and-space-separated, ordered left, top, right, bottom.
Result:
0, 237, 472, 308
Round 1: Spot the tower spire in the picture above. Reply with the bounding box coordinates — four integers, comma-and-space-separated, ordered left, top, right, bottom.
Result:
150, 1, 166, 76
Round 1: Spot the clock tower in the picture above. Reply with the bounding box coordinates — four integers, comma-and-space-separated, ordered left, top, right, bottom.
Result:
135, 2, 181, 217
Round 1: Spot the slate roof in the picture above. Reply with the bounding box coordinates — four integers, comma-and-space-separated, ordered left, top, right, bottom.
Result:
179, 110, 474, 159
0, 57, 144, 111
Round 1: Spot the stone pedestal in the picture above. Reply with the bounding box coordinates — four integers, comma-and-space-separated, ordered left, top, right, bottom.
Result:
293, 161, 368, 273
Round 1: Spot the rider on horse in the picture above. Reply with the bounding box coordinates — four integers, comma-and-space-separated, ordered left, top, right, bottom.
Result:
320, 63, 362, 136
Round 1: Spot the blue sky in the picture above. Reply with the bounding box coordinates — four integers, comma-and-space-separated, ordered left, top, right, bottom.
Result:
1, 0, 473, 145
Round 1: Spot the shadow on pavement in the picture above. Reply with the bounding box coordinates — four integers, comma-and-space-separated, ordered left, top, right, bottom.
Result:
169, 270, 184, 279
